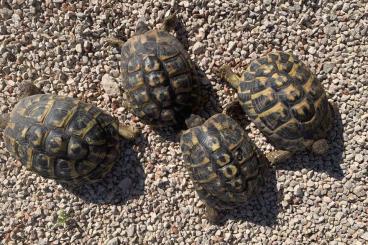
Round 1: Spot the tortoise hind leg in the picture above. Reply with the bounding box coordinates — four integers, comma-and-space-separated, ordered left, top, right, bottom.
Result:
310, 101, 335, 155
266, 150, 293, 166
0, 113, 9, 129
118, 124, 140, 141
223, 100, 250, 126
205, 205, 224, 225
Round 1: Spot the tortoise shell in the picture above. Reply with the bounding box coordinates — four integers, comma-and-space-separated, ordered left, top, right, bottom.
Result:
3, 94, 120, 183
120, 29, 202, 127
180, 114, 265, 210
237, 51, 333, 152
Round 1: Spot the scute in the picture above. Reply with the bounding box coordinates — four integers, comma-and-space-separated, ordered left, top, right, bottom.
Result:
239, 51, 332, 152
45, 130, 68, 155
3, 94, 121, 184
180, 114, 265, 210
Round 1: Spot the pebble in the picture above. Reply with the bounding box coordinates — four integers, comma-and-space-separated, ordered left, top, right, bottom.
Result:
75, 44, 83, 53
227, 41, 237, 52
192, 42, 205, 55
355, 154, 364, 163
361, 232, 368, 241
127, 225, 135, 237
101, 74, 120, 96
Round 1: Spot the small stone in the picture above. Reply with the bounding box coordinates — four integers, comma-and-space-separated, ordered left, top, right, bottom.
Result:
353, 186, 364, 197
106, 237, 120, 245
127, 225, 135, 237
361, 232, 368, 241
294, 185, 303, 197
323, 63, 334, 73
308, 47, 316, 54
227, 41, 236, 52
355, 154, 364, 163
75, 44, 83, 53
101, 74, 120, 96
192, 42, 205, 55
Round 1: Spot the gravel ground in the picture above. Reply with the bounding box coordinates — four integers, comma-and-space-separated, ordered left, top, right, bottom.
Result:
0, 0, 367, 244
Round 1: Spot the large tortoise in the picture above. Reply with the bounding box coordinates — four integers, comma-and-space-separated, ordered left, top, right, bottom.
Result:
0, 83, 137, 184
116, 16, 205, 127
180, 113, 269, 224
220, 51, 334, 161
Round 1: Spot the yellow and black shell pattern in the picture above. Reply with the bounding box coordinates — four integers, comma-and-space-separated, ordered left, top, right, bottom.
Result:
3, 94, 120, 184
180, 114, 265, 210
237, 52, 332, 152
120, 29, 202, 127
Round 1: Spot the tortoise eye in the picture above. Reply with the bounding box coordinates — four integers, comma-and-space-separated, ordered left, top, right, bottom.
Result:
235, 148, 243, 161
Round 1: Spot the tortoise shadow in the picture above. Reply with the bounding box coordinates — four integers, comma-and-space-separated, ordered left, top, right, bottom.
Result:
62, 135, 147, 205
274, 105, 345, 180
154, 64, 222, 143
223, 167, 279, 226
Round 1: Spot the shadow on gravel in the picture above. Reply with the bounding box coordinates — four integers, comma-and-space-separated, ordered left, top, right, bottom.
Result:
154, 69, 221, 143
274, 105, 345, 180
224, 167, 279, 226
62, 135, 146, 205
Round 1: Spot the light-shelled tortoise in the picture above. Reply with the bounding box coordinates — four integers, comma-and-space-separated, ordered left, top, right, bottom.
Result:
180, 113, 269, 224
220, 51, 334, 162
0, 82, 138, 184
113, 16, 205, 127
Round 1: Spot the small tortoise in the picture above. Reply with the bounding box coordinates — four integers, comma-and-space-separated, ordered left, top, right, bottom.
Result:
220, 51, 334, 162
180, 113, 268, 224
117, 17, 204, 127
0, 83, 137, 184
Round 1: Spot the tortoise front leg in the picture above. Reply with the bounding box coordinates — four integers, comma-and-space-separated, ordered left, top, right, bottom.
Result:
19, 82, 43, 98
0, 113, 9, 130
205, 205, 224, 225
218, 65, 241, 89
161, 15, 178, 32
103, 37, 125, 47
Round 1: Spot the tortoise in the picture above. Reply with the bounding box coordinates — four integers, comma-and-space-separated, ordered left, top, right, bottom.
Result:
112, 16, 205, 127
180, 113, 269, 224
0, 82, 138, 184
220, 51, 334, 162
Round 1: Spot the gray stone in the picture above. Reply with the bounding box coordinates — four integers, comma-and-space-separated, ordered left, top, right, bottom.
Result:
106, 237, 120, 245
355, 154, 364, 163
101, 74, 120, 96
227, 41, 236, 52
75, 44, 83, 53
192, 42, 205, 54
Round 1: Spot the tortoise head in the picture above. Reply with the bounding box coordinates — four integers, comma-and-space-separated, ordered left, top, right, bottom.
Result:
185, 114, 205, 129
135, 17, 150, 35
19, 82, 43, 99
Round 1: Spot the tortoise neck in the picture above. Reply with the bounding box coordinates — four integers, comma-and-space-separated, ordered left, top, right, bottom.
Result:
185, 115, 205, 128
135, 19, 150, 35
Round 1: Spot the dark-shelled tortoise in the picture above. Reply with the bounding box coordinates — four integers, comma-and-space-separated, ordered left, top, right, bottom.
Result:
0, 83, 138, 184
180, 113, 268, 224
114, 16, 204, 127
220, 51, 334, 162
